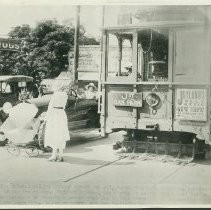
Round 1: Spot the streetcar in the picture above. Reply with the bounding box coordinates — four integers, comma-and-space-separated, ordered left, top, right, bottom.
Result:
99, 6, 211, 158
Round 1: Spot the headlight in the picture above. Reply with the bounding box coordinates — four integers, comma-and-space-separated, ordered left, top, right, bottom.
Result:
145, 93, 160, 108
3, 102, 12, 113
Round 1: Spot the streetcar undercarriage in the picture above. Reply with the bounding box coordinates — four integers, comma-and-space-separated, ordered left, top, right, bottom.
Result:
117, 129, 207, 159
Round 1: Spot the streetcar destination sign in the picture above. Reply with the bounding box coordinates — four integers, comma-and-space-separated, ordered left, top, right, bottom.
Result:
113, 92, 142, 107
0, 38, 21, 52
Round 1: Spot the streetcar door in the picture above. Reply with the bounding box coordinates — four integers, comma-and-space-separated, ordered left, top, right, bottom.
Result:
101, 30, 139, 133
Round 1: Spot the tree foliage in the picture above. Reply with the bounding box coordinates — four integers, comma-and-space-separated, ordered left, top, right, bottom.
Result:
0, 20, 99, 84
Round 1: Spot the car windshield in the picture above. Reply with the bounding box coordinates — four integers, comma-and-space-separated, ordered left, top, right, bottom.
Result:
0, 82, 12, 94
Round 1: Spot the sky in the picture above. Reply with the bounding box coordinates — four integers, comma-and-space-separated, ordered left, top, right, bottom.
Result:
0, 5, 103, 38
0, 0, 209, 38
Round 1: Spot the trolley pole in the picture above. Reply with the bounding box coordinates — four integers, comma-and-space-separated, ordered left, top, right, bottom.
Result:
73, 5, 80, 86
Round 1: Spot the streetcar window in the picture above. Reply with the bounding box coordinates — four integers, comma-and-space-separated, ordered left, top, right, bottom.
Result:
137, 29, 168, 81
106, 32, 133, 80
174, 27, 207, 83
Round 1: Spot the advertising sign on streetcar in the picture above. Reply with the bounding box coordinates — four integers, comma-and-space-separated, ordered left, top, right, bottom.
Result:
113, 92, 143, 107
175, 88, 207, 121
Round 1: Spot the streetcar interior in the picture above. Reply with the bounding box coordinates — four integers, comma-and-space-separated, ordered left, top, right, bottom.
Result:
138, 29, 168, 81
106, 28, 169, 82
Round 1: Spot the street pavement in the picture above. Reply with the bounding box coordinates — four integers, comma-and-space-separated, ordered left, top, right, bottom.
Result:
0, 129, 211, 207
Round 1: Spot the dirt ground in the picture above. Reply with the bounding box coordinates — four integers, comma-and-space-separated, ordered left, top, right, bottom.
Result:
0, 130, 211, 207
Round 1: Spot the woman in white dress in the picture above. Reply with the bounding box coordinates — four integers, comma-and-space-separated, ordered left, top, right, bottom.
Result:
44, 84, 70, 162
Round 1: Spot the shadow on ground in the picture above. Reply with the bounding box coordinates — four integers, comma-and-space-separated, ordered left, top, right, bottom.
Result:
34, 154, 134, 166
193, 149, 211, 166
66, 136, 109, 147
65, 132, 117, 154
194, 158, 211, 166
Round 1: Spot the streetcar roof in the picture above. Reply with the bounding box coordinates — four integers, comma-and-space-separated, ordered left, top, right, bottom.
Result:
102, 21, 204, 32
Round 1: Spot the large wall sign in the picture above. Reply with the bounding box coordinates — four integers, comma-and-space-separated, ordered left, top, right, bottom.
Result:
69, 45, 132, 81
175, 88, 207, 121
0, 38, 21, 52
78, 45, 100, 72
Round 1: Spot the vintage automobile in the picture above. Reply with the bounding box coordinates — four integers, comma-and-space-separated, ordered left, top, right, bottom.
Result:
0, 74, 100, 131
36, 72, 100, 130
0, 75, 35, 146
0, 75, 34, 123
0, 75, 34, 107
28, 87, 100, 131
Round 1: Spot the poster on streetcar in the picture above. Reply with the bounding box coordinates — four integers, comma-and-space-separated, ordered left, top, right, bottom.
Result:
175, 88, 207, 121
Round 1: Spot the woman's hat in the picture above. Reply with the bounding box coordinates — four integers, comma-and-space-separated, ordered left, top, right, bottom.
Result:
85, 83, 97, 90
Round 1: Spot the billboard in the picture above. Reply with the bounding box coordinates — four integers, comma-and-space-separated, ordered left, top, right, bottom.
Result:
78, 45, 100, 72
73, 45, 132, 81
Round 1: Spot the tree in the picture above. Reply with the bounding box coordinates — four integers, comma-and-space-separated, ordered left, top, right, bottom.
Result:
78, 25, 99, 45
28, 20, 75, 79
0, 19, 99, 84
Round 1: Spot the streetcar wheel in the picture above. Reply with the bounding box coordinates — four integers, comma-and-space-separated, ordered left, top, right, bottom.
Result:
25, 146, 39, 157
7, 144, 20, 156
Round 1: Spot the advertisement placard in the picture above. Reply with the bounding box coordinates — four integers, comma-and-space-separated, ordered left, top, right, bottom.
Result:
175, 88, 207, 121
113, 92, 142, 107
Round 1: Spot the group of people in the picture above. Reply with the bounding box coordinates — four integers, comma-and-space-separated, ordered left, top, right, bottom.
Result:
1, 81, 98, 162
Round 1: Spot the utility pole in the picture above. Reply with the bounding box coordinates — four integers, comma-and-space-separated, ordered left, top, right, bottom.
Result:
99, 6, 105, 83
99, 6, 106, 137
73, 5, 80, 86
